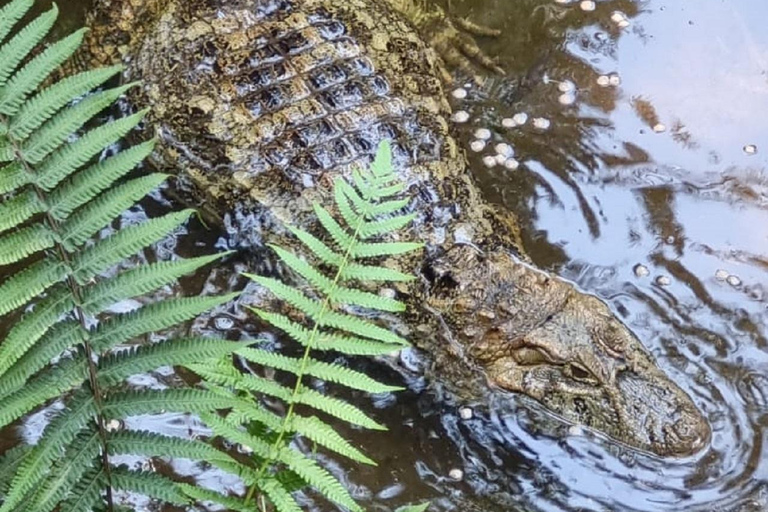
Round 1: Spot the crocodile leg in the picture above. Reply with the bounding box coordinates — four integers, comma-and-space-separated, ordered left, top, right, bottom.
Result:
388, 0, 505, 83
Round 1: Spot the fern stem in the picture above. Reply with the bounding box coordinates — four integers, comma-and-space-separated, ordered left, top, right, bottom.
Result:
0, 113, 116, 510
246, 187, 374, 505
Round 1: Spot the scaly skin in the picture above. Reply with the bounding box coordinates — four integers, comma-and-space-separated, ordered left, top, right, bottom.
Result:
79, 0, 709, 456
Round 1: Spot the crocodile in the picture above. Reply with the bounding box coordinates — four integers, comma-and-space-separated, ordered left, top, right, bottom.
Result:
78, 0, 710, 457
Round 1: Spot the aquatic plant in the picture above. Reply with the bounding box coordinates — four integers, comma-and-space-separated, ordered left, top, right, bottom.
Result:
0, 1, 426, 510
188, 139, 423, 511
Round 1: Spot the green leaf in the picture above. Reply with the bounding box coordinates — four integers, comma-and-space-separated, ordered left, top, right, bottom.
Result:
0, 5, 57, 88
111, 468, 191, 506
98, 338, 242, 387
0, 223, 55, 267
236, 347, 402, 393
71, 209, 193, 284
90, 293, 239, 352
0, 285, 73, 382
21, 86, 139, 164
35, 105, 145, 190
82, 251, 227, 314
0, 0, 34, 45
0, 190, 43, 236
0, 258, 66, 317
10, 65, 123, 140
0, 28, 87, 115
0, 390, 95, 512
251, 310, 400, 356
60, 173, 168, 249
58, 466, 106, 512
48, 139, 155, 221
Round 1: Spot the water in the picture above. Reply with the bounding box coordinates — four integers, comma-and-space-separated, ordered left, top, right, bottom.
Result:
7, 0, 768, 511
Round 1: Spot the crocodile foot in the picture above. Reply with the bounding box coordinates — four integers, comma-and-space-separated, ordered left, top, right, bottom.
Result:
389, 0, 505, 83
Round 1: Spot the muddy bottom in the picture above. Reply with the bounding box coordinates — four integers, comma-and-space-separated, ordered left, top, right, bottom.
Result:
4, 0, 768, 511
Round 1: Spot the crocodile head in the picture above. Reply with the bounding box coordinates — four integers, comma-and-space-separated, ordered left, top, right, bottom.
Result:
426, 245, 710, 457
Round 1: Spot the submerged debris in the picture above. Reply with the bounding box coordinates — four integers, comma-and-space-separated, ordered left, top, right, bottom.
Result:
448, 468, 465, 481
744, 144, 758, 155
459, 407, 474, 420
633, 264, 650, 278
452, 110, 470, 123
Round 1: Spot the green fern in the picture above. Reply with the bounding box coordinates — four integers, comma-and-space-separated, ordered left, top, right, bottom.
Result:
187, 140, 424, 511
0, 1, 429, 510
0, 2, 247, 511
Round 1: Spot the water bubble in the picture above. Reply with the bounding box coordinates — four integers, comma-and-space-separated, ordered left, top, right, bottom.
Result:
727, 275, 742, 287
653, 123, 667, 133
214, 316, 235, 330
470, 140, 486, 152
611, 11, 627, 23
580, 0, 596, 11
502, 117, 517, 128
459, 407, 474, 420
495, 143, 514, 157
558, 92, 576, 105
451, 110, 470, 123
656, 275, 671, 286
715, 269, 729, 281
596, 75, 611, 87
744, 144, 758, 155
504, 158, 520, 170
474, 128, 492, 140
617, 19, 631, 29
482, 155, 498, 168
448, 468, 464, 481
633, 264, 650, 277
494, 154, 508, 165
105, 419, 122, 433
558, 80, 576, 93
533, 117, 551, 130
452, 87, 468, 100
608, 74, 621, 86
380, 287, 396, 299
512, 112, 529, 125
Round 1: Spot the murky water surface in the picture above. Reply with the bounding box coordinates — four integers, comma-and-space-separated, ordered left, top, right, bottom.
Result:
7, 0, 768, 510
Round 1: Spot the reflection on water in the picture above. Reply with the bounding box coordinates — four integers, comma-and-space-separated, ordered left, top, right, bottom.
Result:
6, 0, 768, 511
446, 0, 768, 511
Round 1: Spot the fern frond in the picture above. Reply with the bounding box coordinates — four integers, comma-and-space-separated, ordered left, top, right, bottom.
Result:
71, 209, 193, 283
0, 28, 87, 115
252, 310, 401, 355
22, 429, 101, 512
90, 293, 240, 352
0, 259, 66, 317
0, 285, 73, 380
59, 173, 167, 249
0, 444, 30, 495
0, 320, 82, 396
0, 161, 26, 194
177, 484, 254, 512
0, 0, 34, 45
0, 223, 55, 266
58, 466, 106, 512
0, 356, 87, 431
47, 138, 155, 220
110, 468, 191, 507
20, 85, 138, 163
35, 105, 144, 189
102, 389, 241, 419
0, 390, 95, 512
82, 251, 227, 314
97, 338, 242, 387
0, 4, 57, 88
237, 347, 402, 394
0, 189, 43, 235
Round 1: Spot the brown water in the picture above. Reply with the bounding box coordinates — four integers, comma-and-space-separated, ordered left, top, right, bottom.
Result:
10, 0, 768, 511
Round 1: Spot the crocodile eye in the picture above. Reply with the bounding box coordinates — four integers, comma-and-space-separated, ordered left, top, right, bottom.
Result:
568, 363, 598, 384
